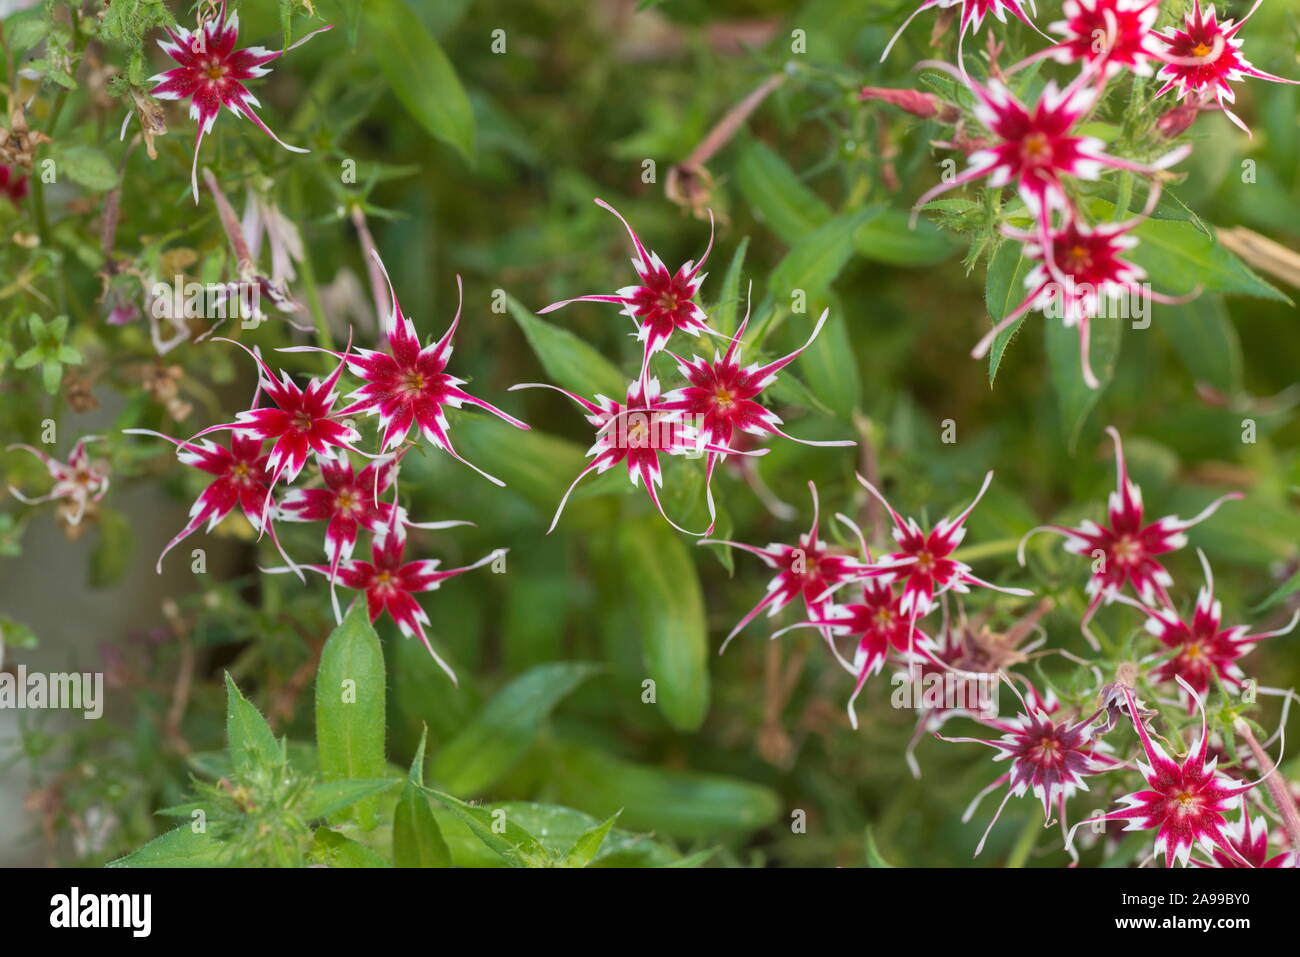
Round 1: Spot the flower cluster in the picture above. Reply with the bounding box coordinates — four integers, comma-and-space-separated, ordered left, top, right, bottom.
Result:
708, 471, 1033, 727
125, 250, 526, 685
519, 197, 855, 535
873, 0, 1298, 386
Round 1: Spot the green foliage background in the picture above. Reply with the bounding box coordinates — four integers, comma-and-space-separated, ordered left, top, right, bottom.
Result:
2, 0, 1299, 867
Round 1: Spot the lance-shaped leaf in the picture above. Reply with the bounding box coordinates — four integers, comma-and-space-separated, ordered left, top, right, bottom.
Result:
430, 662, 600, 796
224, 673, 281, 775
617, 518, 710, 732
393, 728, 451, 867
507, 295, 625, 399
108, 826, 227, 868
315, 601, 388, 828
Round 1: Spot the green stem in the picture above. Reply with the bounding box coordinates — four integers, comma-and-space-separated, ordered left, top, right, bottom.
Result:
1005, 813, 1040, 868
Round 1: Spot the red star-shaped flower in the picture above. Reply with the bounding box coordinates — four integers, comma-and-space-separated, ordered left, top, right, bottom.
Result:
538, 198, 717, 391
1155, 0, 1300, 135
149, 0, 332, 201
1019, 427, 1241, 644
331, 252, 530, 487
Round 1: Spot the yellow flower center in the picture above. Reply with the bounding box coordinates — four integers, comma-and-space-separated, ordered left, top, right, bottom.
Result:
714, 388, 735, 409
1022, 132, 1052, 163
403, 370, 426, 394
1191, 42, 1212, 58
1112, 535, 1141, 564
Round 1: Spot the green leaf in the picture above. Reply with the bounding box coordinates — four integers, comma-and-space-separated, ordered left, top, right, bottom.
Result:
1255, 567, 1300, 612
429, 662, 600, 796
310, 828, 392, 867
449, 417, 595, 518
1046, 316, 1122, 450
734, 141, 830, 245
854, 206, 957, 266
107, 826, 225, 867
507, 295, 625, 399
224, 673, 281, 775
419, 786, 547, 867
711, 236, 751, 337
301, 779, 399, 820
796, 295, 861, 419
51, 145, 118, 192
1160, 295, 1243, 394
768, 211, 870, 301
617, 518, 710, 731
315, 601, 387, 827
864, 825, 896, 867
394, 729, 451, 867
366, 0, 475, 161
1081, 198, 1290, 303
563, 811, 621, 868
983, 239, 1035, 385
551, 743, 780, 840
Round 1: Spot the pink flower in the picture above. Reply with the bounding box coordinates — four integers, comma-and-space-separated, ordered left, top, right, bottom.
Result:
288, 528, 502, 685
538, 198, 716, 391
785, 576, 928, 727
279, 454, 475, 588
659, 303, 854, 522
912, 62, 1188, 221
857, 86, 957, 121
1018, 427, 1241, 644
149, 0, 332, 201
882, 0, 1045, 63
941, 682, 1116, 858
972, 188, 1197, 388
1194, 808, 1295, 868
700, 482, 866, 653
770, 513, 929, 727
1119, 551, 1299, 708
512, 375, 746, 535
1155, 0, 1300, 135
1070, 680, 1257, 867
193, 339, 363, 513
329, 252, 529, 486
1040, 0, 1166, 77
7, 436, 108, 526
122, 428, 293, 574
854, 470, 1033, 644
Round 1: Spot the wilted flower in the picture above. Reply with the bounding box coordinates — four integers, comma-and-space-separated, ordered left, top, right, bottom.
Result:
149, 0, 332, 200
7, 436, 109, 526
1018, 426, 1241, 644
539, 198, 716, 391
1154, 0, 1300, 135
